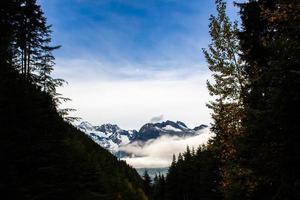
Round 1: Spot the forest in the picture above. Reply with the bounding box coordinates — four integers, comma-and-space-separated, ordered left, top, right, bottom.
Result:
146, 0, 300, 199
1, 0, 299, 200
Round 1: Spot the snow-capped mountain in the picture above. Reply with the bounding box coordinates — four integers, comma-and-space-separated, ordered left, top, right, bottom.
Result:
77, 122, 137, 152
77, 120, 208, 154
134, 120, 200, 141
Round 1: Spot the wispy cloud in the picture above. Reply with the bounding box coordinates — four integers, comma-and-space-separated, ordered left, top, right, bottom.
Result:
54, 57, 208, 81
57, 62, 212, 130
120, 128, 214, 168
150, 115, 164, 123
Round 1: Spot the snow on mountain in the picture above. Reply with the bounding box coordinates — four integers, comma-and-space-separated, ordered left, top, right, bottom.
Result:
163, 125, 182, 132
133, 120, 196, 141
77, 122, 134, 152
77, 120, 208, 156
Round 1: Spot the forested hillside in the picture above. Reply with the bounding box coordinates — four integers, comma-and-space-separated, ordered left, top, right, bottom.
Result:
0, 66, 147, 200
0, 1, 147, 199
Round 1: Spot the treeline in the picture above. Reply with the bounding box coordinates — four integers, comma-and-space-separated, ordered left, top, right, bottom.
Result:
142, 146, 220, 200
149, 0, 300, 199
0, 1, 148, 199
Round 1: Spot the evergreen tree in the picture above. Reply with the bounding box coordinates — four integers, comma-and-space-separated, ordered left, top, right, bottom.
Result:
183, 145, 192, 161
16, 0, 46, 80
235, 0, 300, 199
202, 0, 247, 197
177, 153, 183, 163
36, 26, 62, 95
143, 170, 152, 198
152, 174, 160, 200
0, 0, 78, 122
152, 173, 166, 200
0, 1, 21, 66
163, 146, 221, 200
1, 0, 62, 90
158, 174, 166, 200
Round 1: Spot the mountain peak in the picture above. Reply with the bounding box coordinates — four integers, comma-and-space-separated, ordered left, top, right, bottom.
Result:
96, 123, 121, 133
78, 121, 94, 131
193, 124, 209, 131
176, 121, 187, 128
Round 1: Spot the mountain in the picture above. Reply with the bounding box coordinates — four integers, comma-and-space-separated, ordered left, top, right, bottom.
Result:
78, 122, 138, 152
77, 120, 208, 154
135, 120, 205, 141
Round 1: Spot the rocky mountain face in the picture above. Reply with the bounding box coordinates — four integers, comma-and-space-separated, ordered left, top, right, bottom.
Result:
135, 120, 199, 141
77, 120, 208, 155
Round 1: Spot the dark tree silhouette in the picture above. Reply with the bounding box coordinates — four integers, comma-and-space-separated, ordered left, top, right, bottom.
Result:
0, 1, 148, 199
234, 0, 300, 199
143, 170, 152, 198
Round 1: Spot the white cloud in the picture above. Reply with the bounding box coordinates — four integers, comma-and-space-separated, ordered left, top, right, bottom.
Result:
120, 128, 214, 168
150, 114, 164, 123
55, 59, 212, 130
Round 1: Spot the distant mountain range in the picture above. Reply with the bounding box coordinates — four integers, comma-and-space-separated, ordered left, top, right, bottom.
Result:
77, 120, 208, 155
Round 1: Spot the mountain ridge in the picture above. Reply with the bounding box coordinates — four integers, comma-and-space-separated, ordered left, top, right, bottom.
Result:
77, 120, 208, 154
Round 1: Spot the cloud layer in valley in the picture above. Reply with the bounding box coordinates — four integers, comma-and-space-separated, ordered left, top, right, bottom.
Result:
120, 128, 214, 168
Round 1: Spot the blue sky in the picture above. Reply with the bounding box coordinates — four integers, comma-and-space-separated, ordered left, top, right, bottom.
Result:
38, 0, 241, 129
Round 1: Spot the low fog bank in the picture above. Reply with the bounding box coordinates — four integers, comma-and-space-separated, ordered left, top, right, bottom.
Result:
120, 128, 214, 168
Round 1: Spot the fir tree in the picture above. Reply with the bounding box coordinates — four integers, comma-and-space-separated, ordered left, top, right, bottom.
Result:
202, 0, 247, 197
0, 0, 78, 122
143, 170, 152, 198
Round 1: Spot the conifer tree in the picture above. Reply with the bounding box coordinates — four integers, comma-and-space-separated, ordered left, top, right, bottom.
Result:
16, 0, 46, 80
177, 153, 183, 163
143, 170, 152, 198
183, 146, 192, 161
0, 1, 22, 67
36, 25, 62, 95
235, 0, 300, 199
202, 0, 247, 197
0, 0, 78, 122
163, 146, 221, 200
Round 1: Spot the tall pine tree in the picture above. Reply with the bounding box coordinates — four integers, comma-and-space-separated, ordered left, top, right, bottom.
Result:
203, 0, 247, 198
0, 0, 78, 122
